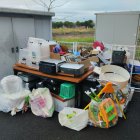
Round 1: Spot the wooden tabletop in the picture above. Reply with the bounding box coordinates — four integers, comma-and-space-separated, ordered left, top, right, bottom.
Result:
13, 63, 93, 83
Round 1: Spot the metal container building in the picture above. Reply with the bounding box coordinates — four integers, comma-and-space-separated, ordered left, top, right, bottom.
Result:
95, 11, 140, 91
0, 7, 55, 79
95, 11, 140, 45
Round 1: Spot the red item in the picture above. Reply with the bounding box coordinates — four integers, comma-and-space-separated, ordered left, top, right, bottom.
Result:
93, 41, 105, 51
59, 51, 66, 55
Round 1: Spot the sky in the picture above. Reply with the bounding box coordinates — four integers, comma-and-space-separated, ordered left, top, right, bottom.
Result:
0, 0, 140, 21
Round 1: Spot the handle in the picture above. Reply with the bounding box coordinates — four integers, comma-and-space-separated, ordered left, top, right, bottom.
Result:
11, 47, 15, 53
16, 46, 19, 53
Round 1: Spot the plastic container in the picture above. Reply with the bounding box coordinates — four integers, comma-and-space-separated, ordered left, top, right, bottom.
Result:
73, 51, 80, 56
28, 40, 50, 67
59, 83, 75, 99
52, 93, 75, 112
19, 48, 30, 65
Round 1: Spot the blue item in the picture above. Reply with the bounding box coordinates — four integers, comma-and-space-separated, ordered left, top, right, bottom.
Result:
53, 44, 61, 53
73, 51, 80, 56
128, 64, 140, 74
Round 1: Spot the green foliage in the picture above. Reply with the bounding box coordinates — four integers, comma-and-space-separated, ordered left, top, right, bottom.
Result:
25, 96, 30, 104
76, 21, 81, 27
84, 20, 95, 28
52, 21, 63, 28
64, 21, 75, 28
52, 20, 95, 28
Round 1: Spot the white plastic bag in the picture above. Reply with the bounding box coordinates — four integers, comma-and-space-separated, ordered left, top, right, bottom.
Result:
0, 89, 30, 115
1, 75, 23, 94
29, 88, 54, 118
58, 107, 88, 131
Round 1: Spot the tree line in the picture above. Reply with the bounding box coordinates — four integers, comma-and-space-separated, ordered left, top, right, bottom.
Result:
52, 20, 95, 28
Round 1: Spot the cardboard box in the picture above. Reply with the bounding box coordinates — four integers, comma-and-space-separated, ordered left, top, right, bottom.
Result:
50, 52, 61, 60
51, 93, 75, 112
78, 59, 91, 71
88, 56, 99, 62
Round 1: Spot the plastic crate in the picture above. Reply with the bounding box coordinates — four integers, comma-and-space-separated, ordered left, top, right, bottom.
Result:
59, 83, 75, 99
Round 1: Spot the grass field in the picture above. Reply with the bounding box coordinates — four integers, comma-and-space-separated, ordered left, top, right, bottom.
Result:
52, 27, 94, 42
52, 27, 140, 60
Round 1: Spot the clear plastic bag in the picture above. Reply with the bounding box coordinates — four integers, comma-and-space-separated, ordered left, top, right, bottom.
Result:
58, 107, 88, 131
0, 89, 30, 115
89, 98, 118, 128
1, 75, 23, 94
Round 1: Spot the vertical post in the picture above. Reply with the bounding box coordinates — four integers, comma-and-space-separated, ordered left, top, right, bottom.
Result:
72, 42, 75, 53
75, 83, 83, 108
130, 14, 140, 88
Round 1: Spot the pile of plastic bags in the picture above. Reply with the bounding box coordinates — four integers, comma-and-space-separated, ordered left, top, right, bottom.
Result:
0, 75, 54, 117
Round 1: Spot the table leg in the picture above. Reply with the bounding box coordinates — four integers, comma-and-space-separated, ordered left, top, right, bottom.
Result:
13, 69, 18, 75
75, 83, 83, 108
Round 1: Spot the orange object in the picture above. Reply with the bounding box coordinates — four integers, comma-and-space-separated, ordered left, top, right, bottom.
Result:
120, 98, 126, 104
97, 82, 114, 98
99, 98, 118, 128
84, 82, 126, 119
97, 82, 126, 120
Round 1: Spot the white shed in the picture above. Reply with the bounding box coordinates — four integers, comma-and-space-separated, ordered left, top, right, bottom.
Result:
95, 11, 140, 45
0, 7, 55, 79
